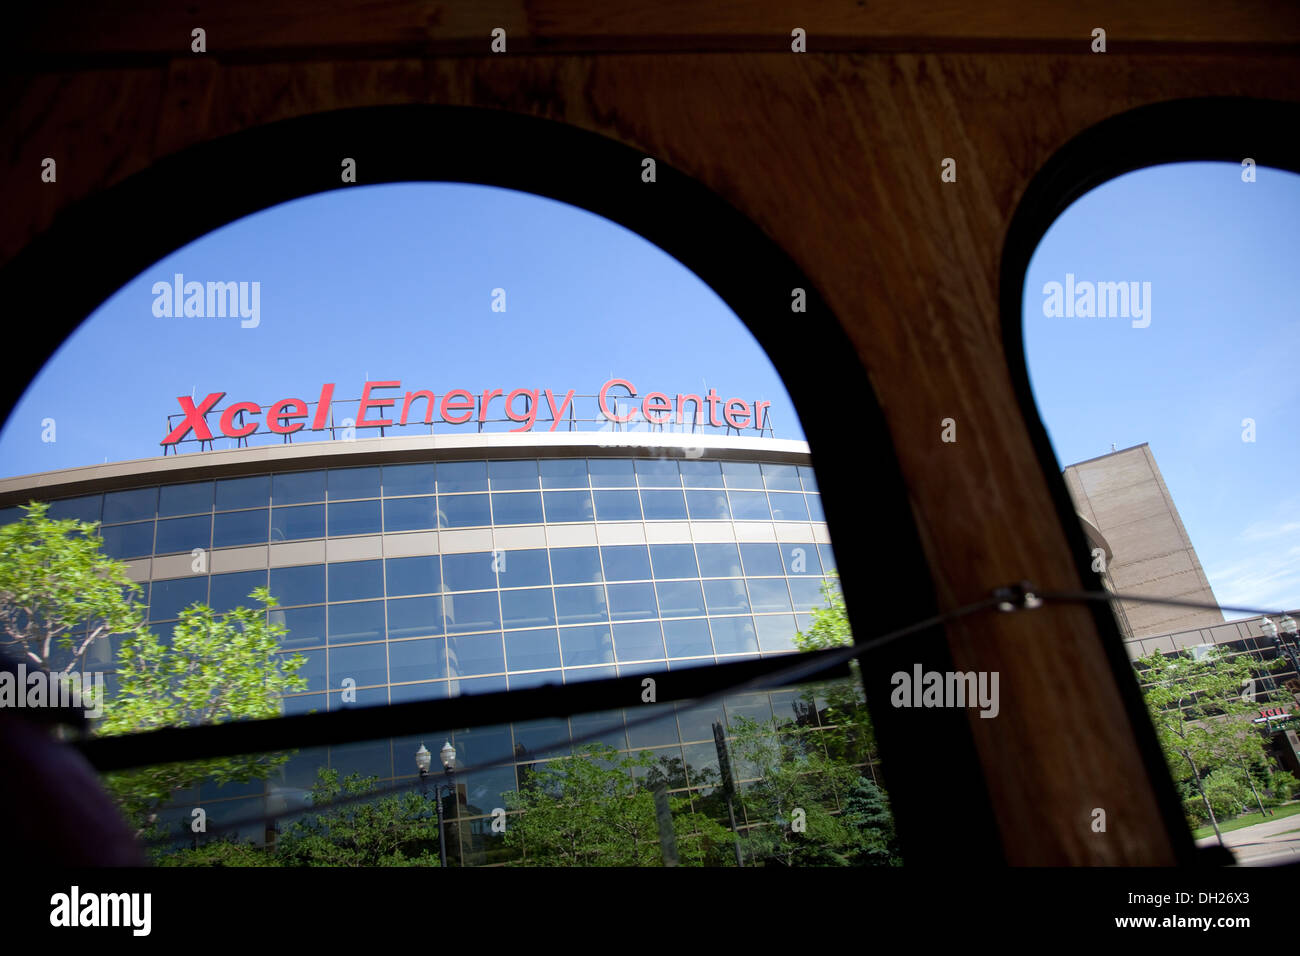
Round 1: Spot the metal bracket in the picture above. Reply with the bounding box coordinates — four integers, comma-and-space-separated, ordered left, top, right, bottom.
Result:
994, 581, 1044, 612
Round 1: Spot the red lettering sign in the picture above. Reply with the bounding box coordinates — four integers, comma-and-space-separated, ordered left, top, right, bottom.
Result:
161, 392, 225, 444
161, 379, 768, 446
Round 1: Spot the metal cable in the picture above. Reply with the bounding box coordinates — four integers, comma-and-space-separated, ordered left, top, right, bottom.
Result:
135, 584, 1297, 849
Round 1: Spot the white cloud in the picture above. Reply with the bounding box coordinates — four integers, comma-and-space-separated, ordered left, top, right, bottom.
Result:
1205, 497, 1300, 617
1205, 549, 1300, 619
1237, 519, 1300, 543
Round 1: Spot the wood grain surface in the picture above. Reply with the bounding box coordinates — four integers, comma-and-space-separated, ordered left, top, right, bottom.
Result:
4, 5, 1299, 864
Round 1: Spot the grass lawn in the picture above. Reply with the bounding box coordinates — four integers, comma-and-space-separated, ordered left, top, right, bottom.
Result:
1193, 801, 1300, 840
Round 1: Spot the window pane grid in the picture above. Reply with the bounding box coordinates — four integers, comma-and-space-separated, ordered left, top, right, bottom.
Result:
31, 460, 830, 705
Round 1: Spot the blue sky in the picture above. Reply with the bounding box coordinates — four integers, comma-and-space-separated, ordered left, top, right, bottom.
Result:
0, 183, 796, 474
1, 164, 1295, 619
1025, 162, 1300, 619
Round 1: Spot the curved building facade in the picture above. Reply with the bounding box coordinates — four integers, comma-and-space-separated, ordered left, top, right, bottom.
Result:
0, 431, 852, 862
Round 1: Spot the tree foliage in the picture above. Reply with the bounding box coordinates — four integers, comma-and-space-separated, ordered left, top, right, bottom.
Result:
502, 744, 735, 866
153, 836, 280, 867
155, 768, 443, 867
0, 501, 145, 675
98, 589, 306, 839
793, 572, 852, 653
273, 768, 443, 867
1138, 645, 1286, 838
791, 574, 878, 771
727, 714, 898, 866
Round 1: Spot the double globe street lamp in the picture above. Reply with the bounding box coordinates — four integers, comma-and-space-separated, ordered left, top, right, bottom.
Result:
415, 741, 457, 867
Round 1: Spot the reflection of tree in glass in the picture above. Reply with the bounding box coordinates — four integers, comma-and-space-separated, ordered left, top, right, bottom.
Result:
155, 768, 444, 866
502, 744, 735, 866
726, 714, 900, 866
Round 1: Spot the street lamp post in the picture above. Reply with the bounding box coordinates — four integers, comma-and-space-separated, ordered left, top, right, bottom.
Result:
416, 741, 457, 868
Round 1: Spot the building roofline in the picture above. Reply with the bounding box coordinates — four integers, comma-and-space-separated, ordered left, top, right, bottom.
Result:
0, 432, 812, 506
1061, 441, 1150, 471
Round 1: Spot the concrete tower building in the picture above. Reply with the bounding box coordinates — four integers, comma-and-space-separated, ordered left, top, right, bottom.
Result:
1063, 443, 1222, 638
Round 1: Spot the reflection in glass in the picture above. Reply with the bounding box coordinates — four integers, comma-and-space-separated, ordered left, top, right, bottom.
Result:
500, 588, 556, 629
272, 471, 326, 505
148, 576, 208, 622
437, 461, 488, 493
327, 600, 384, 644
329, 642, 388, 687
655, 581, 706, 618
640, 489, 688, 520
696, 542, 743, 578
210, 570, 267, 612
382, 463, 435, 496
448, 633, 506, 676
592, 490, 642, 521
383, 496, 437, 532
504, 629, 562, 671
327, 500, 382, 536
489, 460, 539, 491
215, 475, 270, 511
155, 514, 211, 554
554, 585, 608, 624
443, 591, 501, 633
710, 616, 759, 655
214, 509, 268, 547
601, 545, 651, 582
328, 560, 383, 601
560, 625, 615, 666
104, 486, 158, 522
387, 596, 444, 639
385, 555, 440, 596
388, 637, 448, 682
442, 552, 497, 592
274, 605, 326, 649
539, 459, 588, 489
606, 583, 658, 621
438, 494, 491, 529
327, 466, 381, 500
496, 549, 551, 588
491, 492, 544, 525
550, 547, 602, 584
271, 504, 324, 541
613, 621, 666, 661
662, 618, 714, 658
270, 564, 325, 607
542, 490, 594, 523
158, 481, 213, 517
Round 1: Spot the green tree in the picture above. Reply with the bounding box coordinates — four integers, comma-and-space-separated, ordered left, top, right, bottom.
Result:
794, 572, 853, 652
155, 768, 445, 867
0, 503, 311, 848
503, 744, 733, 866
99, 588, 307, 839
1138, 646, 1284, 843
727, 714, 864, 866
153, 837, 280, 867
273, 768, 443, 867
792, 574, 878, 772
840, 775, 904, 866
0, 501, 145, 676
1199, 766, 1253, 822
